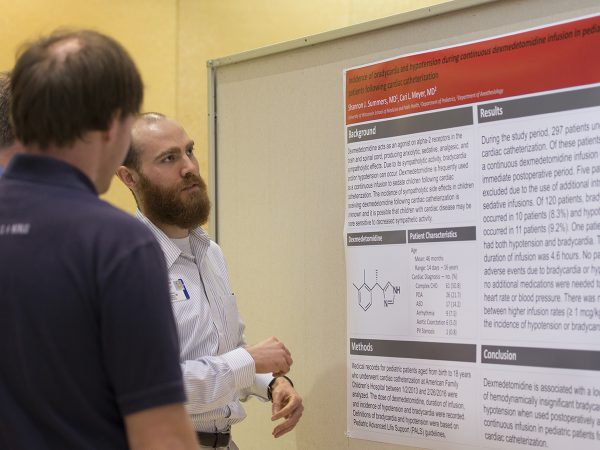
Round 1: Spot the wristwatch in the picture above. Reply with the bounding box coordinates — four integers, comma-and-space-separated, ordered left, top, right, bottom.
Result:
267, 375, 294, 402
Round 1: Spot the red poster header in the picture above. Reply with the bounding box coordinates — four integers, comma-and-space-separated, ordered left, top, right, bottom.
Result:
345, 16, 600, 125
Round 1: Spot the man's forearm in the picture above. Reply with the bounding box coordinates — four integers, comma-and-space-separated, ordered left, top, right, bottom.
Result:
182, 347, 255, 414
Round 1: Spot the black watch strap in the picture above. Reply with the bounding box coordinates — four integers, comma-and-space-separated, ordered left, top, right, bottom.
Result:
267, 375, 294, 402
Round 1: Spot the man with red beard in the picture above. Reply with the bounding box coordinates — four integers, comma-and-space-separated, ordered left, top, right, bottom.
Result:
117, 113, 303, 449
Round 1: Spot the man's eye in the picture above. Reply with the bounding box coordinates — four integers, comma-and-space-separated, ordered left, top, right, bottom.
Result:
186, 147, 194, 156
162, 155, 175, 163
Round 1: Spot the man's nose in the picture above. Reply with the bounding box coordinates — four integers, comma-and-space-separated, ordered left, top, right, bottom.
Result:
181, 154, 197, 176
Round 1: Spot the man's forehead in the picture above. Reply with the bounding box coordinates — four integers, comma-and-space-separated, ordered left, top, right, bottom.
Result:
133, 118, 190, 156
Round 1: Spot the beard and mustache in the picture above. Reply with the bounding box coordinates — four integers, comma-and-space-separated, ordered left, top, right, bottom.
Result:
137, 171, 211, 230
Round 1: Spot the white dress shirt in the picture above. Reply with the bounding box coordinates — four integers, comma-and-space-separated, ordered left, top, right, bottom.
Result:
137, 211, 271, 432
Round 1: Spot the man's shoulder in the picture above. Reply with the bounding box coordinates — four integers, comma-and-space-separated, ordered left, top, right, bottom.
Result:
92, 200, 144, 226
204, 238, 231, 275
3, 180, 154, 247
193, 229, 223, 257
7, 178, 146, 235
74, 197, 143, 226
90, 201, 157, 245
54, 199, 158, 257
208, 239, 226, 256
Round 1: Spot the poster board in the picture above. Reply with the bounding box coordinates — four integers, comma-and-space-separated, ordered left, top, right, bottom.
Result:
344, 14, 600, 449
209, 1, 600, 448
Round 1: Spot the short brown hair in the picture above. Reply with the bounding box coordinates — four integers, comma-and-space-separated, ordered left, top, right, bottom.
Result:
0, 72, 15, 150
11, 29, 143, 149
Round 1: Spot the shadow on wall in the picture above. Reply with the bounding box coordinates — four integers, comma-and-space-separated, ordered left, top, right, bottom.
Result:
295, 359, 430, 450
295, 360, 348, 450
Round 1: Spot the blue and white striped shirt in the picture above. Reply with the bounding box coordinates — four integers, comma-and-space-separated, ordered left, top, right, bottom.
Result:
137, 211, 271, 432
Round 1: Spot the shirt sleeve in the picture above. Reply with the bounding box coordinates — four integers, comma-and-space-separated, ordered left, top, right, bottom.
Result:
99, 241, 186, 416
235, 321, 270, 402
182, 347, 256, 414
239, 373, 272, 402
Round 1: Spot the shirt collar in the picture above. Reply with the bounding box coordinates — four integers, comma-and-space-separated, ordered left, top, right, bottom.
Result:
2, 154, 97, 194
136, 210, 210, 268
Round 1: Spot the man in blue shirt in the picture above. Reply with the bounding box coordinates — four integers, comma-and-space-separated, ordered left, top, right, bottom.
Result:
0, 72, 23, 176
0, 30, 198, 449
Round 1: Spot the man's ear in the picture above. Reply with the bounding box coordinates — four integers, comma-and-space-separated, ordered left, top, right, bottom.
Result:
103, 110, 123, 143
116, 165, 137, 190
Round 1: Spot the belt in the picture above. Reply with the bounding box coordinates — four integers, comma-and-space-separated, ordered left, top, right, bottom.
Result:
196, 431, 231, 448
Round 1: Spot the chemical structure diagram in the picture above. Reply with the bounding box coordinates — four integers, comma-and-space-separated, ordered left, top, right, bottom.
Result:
353, 269, 400, 311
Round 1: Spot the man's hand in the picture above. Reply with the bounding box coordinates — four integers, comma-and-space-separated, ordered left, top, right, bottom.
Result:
270, 377, 304, 438
246, 336, 293, 375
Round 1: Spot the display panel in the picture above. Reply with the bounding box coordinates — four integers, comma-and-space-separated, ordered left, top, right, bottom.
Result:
345, 14, 600, 449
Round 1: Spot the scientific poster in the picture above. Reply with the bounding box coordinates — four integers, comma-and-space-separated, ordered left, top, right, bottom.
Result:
345, 15, 600, 449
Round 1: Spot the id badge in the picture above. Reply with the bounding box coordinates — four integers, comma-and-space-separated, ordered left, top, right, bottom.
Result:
169, 278, 190, 302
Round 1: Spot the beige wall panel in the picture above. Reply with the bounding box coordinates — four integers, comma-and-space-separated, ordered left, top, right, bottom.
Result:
0, 0, 178, 213
349, 0, 452, 22
177, 0, 450, 230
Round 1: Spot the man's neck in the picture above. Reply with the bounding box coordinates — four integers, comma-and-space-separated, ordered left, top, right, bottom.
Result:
144, 214, 190, 239
26, 136, 105, 193
160, 223, 190, 239
0, 143, 24, 168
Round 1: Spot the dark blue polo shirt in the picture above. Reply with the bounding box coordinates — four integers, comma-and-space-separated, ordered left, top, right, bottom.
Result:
0, 155, 185, 449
